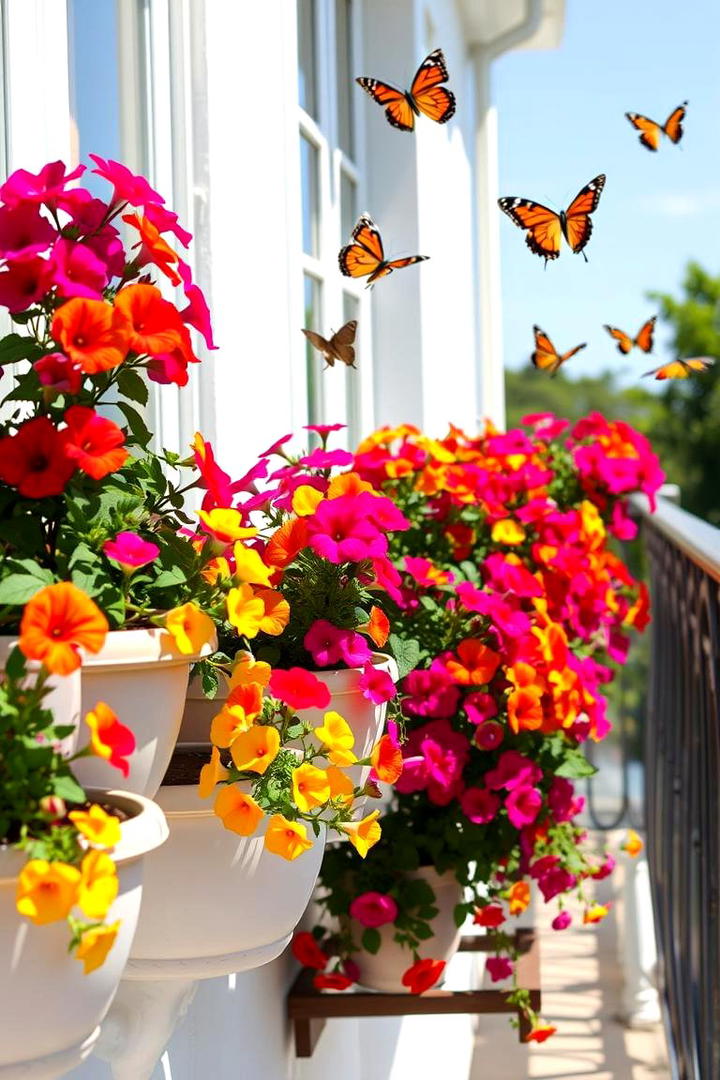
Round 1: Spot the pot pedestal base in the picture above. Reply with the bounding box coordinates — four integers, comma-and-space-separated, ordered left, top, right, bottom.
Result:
123, 932, 292, 982
0, 1028, 99, 1080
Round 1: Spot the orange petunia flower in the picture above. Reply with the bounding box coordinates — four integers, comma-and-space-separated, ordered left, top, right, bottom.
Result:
69, 803, 122, 847
264, 517, 309, 568
18, 582, 108, 675
292, 763, 331, 813
226, 584, 265, 639
121, 212, 182, 286
164, 602, 216, 656
210, 682, 263, 747
445, 639, 501, 686
340, 809, 382, 858
327, 472, 375, 499
51, 297, 129, 374
360, 606, 390, 648
75, 921, 120, 974
113, 282, 185, 357
326, 765, 355, 806
507, 881, 530, 916
233, 542, 274, 586
370, 735, 403, 784
198, 746, 230, 798
229, 652, 271, 689
507, 687, 544, 734
16, 860, 81, 924
583, 903, 611, 925
621, 829, 644, 858
255, 589, 290, 636
63, 406, 128, 480
525, 1023, 557, 1044
214, 785, 264, 836
229, 724, 280, 774
84, 702, 136, 777
264, 815, 313, 860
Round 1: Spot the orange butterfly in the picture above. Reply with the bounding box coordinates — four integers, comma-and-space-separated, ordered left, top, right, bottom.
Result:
531, 326, 587, 377
625, 102, 687, 151
498, 175, 606, 264
643, 357, 714, 380
302, 320, 357, 368
604, 317, 656, 355
339, 214, 428, 287
356, 48, 456, 132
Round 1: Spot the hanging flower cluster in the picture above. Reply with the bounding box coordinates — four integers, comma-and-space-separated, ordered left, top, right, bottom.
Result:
300, 414, 661, 1038
5, 585, 138, 972
190, 426, 408, 855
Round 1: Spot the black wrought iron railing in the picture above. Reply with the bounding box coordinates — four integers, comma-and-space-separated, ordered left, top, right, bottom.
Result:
636, 494, 720, 1080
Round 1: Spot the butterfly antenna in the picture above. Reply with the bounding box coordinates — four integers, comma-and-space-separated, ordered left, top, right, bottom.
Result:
581, 251, 588, 264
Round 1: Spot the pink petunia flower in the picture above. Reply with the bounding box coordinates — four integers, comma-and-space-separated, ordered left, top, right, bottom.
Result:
464, 691, 498, 726
89, 153, 165, 209
300, 447, 354, 469
103, 531, 160, 572
486, 956, 514, 982
359, 662, 395, 704
34, 352, 83, 394
178, 262, 216, 349
485, 751, 542, 792
402, 668, 460, 718
51, 238, 108, 299
0, 257, 53, 313
504, 785, 543, 829
0, 160, 85, 208
0, 203, 56, 260
460, 787, 500, 824
306, 495, 387, 563
552, 910, 572, 931
349, 891, 398, 928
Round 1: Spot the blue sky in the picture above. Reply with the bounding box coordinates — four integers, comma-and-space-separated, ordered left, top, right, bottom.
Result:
494, 0, 720, 382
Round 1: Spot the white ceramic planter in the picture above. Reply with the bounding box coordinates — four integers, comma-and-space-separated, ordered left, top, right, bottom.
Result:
125, 756, 326, 980
73, 628, 216, 799
0, 636, 81, 757
353, 866, 464, 993
178, 671, 231, 743
0, 788, 168, 1079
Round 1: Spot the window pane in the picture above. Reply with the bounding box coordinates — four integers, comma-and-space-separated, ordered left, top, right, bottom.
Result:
300, 134, 320, 256
340, 171, 357, 244
297, 0, 317, 119
343, 293, 361, 445
67, 0, 121, 193
304, 274, 323, 428
335, 0, 354, 157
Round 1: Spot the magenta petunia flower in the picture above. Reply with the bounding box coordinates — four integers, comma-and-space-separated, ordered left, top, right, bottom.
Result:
145, 202, 192, 246
358, 661, 395, 704
486, 956, 514, 982
51, 237, 108, 299
0, 160, 85, 208
304, 423, 346, 435
349, 891, 398, 928
89, 154, 165, 209
0, 257, 52, 313
178, 261, 216, 349
460, 787, 500, 824
303, 619, 347, 668
34, 352, 83, 394
537, 866, 577, 902
552, 910, 572, 931
306, 495, 387, 564
402, 668, 460, 718
505, 785, 543, 830
464, 692, 498, 726
485, 750, 542, 792
0, 203, 56, 261
103, 531, 160, 572
299, 447, 354, 469
474, 720, 505, 750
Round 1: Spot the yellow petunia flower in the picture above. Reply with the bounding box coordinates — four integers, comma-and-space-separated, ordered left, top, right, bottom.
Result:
491, 519, 526, 546
226, 584, 265, 639
233, 542, 274, 587
77, 850, 118, 920
76, 921, 121, 974
340, 810, 381, 858
314, 711, 355, 753
229, 652, 272, 689
16, 860, 81, 925
210, 683, 263, 748
292, 763, 331, 813
198, 746, 230, 798
229, 725, 280, 774
255, 589, 290, 636
69, 804, 121, 848
198, 508, 257, 545
292, 485, 324, 516
326, 765, 355, 807
165, 602, 216, 655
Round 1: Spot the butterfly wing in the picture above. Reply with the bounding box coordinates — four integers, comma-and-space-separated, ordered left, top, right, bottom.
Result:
356, 77, 415, 131
302, 328, 335, 367
531, 326, 561, 373
563, 174, 606, 255
663, 101, 687, 143
560, 343, 587, 364
409, 49, 456, 124
339, 215, 385, 279
604, 325, 634, 354
386, 255, 429, 270
625, 112, 663, 151
498, 198, 563, 262
328, 320, 358, 368
642, 358, 713, 380
634, 316, 656, 353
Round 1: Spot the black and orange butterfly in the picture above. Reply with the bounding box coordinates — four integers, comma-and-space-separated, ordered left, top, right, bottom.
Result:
302, 320, 357, 369
338, 214, 428, 287
604, 316, 656, 355
643, 357, 714, 380
531, 326, 587, 377
625, 102, 687, 151
356, 48, 455, 132
498, 175, 606, 264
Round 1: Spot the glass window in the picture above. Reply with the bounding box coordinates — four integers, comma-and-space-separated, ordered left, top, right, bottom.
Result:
300, 134, 320, 256
67, 0, 121, 191
340, 170, 357, 243
297, 0, 318, 119
304, 274, 323, 427
335, 0, 354, 157
343, 292, 361, 445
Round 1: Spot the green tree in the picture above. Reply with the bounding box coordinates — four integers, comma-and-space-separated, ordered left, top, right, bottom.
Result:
505, 365, 665, 432
648, 262, 720, 524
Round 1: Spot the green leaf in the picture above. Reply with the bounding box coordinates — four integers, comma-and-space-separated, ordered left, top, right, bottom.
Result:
555, 751, 597, 779
117, 402, 152, 449
387, 634, 421, 679
150, 566, 188, 590
53, 774, 86, 803
0, 332, 42, 366
0, 564, 55, 605
453, 903, 467, 928
361, 927, 381, 954
117, 367, 149, 406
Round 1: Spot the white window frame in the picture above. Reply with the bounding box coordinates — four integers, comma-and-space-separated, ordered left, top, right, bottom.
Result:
297, 0, 373, 446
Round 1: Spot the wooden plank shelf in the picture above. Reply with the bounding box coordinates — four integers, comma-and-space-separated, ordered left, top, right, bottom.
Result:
287, 927, 541, 1057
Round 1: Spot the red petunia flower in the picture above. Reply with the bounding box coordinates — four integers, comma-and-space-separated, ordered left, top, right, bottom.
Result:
268, 668, 331, 711
84, 701, 136, 777
525, 1023, 557, 1043
313, 972, 353, 991
401, 957, 445, 995
0, 416, 75, 498
63, 406, 128, 480
291, 932, 329, 971
473, 904, 506, 929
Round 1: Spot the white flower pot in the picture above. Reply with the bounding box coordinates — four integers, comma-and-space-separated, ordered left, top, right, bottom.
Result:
0, 636, 81, 757
352, 866, 464, 993
73, 628, 216, 799
0, 788, 168, 1079
125, 750, 326, 980
177, 671, 231, 743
